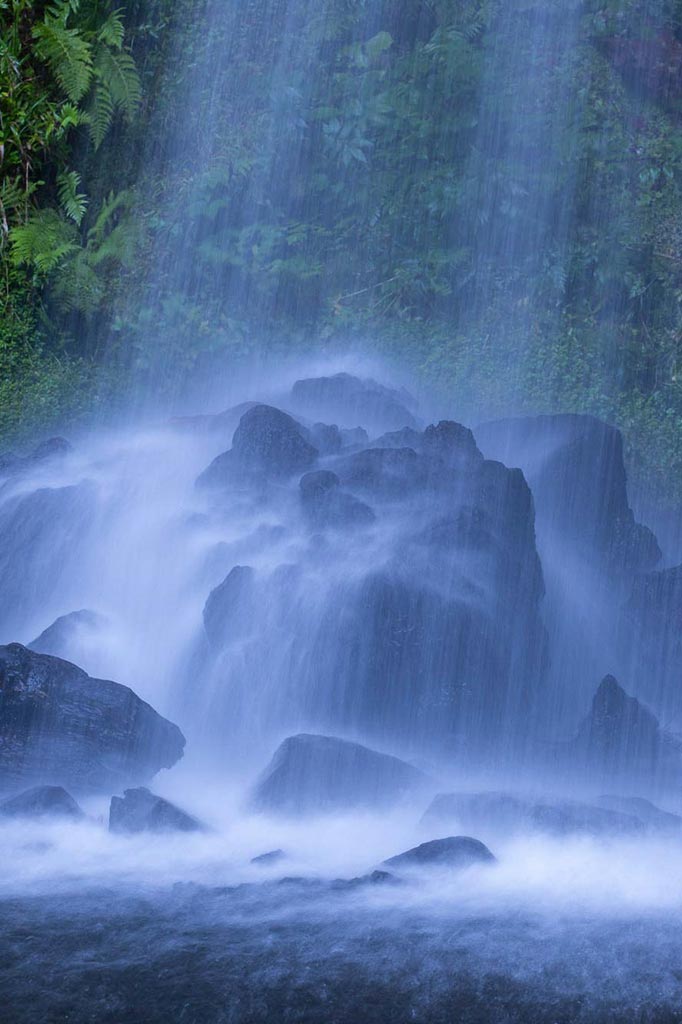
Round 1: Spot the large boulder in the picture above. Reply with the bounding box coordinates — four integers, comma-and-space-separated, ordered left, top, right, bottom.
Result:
251, 734, 431, 815
476, 414, 660, 572
0, 644, 185, 794
383, 836, 496, 871
109, 787, 204, 834
197, 405, 318, 488
29, 609, 108, 661
0, 784, 83, 820
290, 373, 418, 434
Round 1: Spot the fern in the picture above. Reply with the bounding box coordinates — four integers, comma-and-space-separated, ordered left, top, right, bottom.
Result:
10, 210, 79, 272
33, 8, 93, 103
97, 46, 141, 118
57, 170, 88, 225
87, 79, 115, 149
97, 10, 125, 50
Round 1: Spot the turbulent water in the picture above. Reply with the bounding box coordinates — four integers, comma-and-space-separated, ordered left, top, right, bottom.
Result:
1, 360, 682, 1021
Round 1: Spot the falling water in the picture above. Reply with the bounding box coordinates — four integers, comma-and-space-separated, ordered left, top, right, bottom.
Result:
3, 2, 682, 1021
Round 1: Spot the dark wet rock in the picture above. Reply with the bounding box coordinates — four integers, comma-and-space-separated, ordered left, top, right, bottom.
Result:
476, 414, 661, 572
372, 427, 423, 449
339, 426, 369, 448
598, 795, 682, 832
291, 373, 418, 433
309, 423, 343, 454
422, 421, 483, 468
251, 849, 286, 866
0, 483, 97, 639
340, 869, 401, 889
0, 437, 72, 478
28, 609, 108, 660
0, 644, 185, 793
299, 470, 375, 530
252, 734, 430, 815
334, 447, 425, 498
422, 791, 643, 836
572, 675, 669, 784
620, 564, 682, 720
0, 785, 83, 820
383, 836, 496, 871
109, 787, 204, 834
197, 405, 318, 487
203, 565, 256, 650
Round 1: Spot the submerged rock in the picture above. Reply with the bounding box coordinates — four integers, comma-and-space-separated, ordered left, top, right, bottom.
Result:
383, 836, 496, 871
252, 734, 430, 815
598, 795, 682, 832
0, 644, 185, 793
290, 372, 417, 434
109, 787, 204, 834
0, 785, 83, 820
29, 609, 108, 660
197, 404, 318, 487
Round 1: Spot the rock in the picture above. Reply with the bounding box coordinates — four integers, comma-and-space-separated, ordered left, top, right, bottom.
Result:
0, 644, 185, 793
333, 447, 425, 498
620, 564, 682, 720
309, 423, 343, 454
0, 437, 72, 478
573, 675, 665, 782
290, 373, 418, 434
476, 414, 660, 572
299, 470, 376, 530
598, 795, 682, 832
0, 785, 83, 820
28, 609, 108, 661
109, 787, 204, 834
251, 849, 286, 865
252, 734, 431, 815
372, 427, 423, 449
340, 426, 369, 448
422, 791, 643, 836
0, 483, 97, 639
203, 565, 256, 650
197, 404, 318, 487
383, 836, 496, 871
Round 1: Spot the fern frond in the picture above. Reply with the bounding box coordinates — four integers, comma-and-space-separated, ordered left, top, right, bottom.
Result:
10, 209, 79, 272
87, 79, 115, 148
96, 46, 141, 119
97, 10, 125, 50
33, 17, 93, 102
87, 189, 133, 244
57, 170, 88, 225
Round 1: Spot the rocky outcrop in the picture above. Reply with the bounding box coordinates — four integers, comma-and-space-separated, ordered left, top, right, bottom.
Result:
0, 483, 97, 639
556, 674, 682, 791
0, 644, 185, 794
422, 790, 644, 836
299, 470, 375, 530
0, 784, 83, 820
476, 414, 660, 572
203, 566, 256, 650
252, 734, 431, 815
251, 849, 286, 865
620, 564, 682, 719
109, 787, 204, 834
383, 836, 496, 871
197, 404, 318, 488
290, 373, 417, 434
0, 437, 72, 478
29, 610, 107, 661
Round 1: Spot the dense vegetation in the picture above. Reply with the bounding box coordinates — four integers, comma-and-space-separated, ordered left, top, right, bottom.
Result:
2, 0, 682, 498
